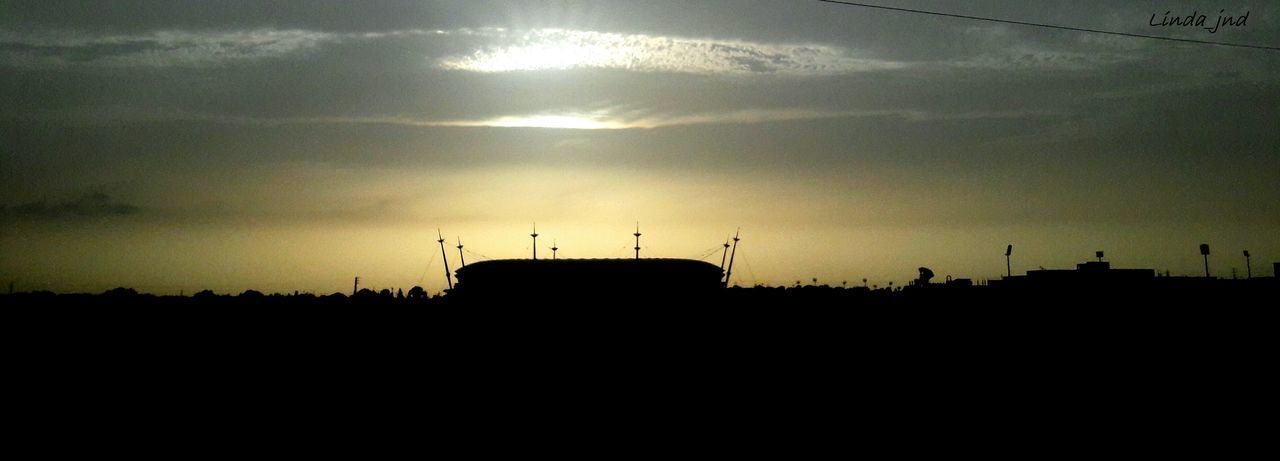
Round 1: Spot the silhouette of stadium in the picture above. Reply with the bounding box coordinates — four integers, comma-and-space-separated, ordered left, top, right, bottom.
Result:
452, 258, 724, 301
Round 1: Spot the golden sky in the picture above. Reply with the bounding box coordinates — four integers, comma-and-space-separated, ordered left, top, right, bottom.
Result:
2, 1, 1278, 294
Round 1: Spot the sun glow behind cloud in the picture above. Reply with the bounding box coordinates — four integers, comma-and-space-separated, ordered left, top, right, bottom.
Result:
449, 111, 624, 129
437, 28, 905, 75
25, 104, 1059, 131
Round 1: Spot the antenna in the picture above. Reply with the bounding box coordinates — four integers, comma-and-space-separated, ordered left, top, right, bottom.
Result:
724, 228, 740, 287
456, 237, 466, 268
531, 223, 539, 260
719, 236, 731, 271
1243, 250, 1251, 279
353, 276, 359, 296
1005, 244, 1013, 278
551, 239, 558, 260
1199, 243, 1211, 277
633, 222, 642, 260
438, 229, 453, 290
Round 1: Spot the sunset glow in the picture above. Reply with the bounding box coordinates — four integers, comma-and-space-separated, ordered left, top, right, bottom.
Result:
2, 1, 1277, 296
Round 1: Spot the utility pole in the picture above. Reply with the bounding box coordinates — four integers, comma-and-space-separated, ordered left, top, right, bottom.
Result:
724, 228, 740, 287
633, 223, 642, 260
438, 229, 453, 290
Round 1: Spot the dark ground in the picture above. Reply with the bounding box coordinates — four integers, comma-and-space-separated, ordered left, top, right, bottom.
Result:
5, 282, 1269, 454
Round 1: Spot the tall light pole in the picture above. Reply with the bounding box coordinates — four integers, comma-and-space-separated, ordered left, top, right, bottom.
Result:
633, 223, 642, 260
438, 229, 453, 290
531, 223, 538, 260
724, 228, 740, 288
719, 236, 731, 272
1200, 243, 1211, 278
1005, 244, 1013, 278
1243, 250, 1251, 279
456, 237, 466, 268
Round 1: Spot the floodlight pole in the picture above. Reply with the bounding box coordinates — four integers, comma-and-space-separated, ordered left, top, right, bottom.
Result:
633, 223, 642, 260
1244, 250, 1251, 279
1005, 244, 1013, 278
438, 229, 453, 290
1200, 244, 1211, 278
719, 236, 731, 272
724, 228, 740, 287
456, 237, 466, 268
531, 223, 538, 260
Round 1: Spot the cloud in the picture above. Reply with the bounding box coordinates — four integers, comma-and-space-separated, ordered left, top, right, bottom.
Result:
951, 45, 1134, 71
3, 192, 139, 220
436, 28, 906, 75
0, 28, 343, 68
21, 104, 1057, 131
2, 26, 904, 76
330, 107, 1054, 129
942, 25, 1138, 71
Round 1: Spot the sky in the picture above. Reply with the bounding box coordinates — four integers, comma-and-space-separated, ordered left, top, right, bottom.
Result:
2, 0, 1278, 295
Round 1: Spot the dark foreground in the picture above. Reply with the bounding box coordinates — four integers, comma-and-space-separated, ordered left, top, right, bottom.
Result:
5, 280, 1272, 453
5, 279, 1273, 346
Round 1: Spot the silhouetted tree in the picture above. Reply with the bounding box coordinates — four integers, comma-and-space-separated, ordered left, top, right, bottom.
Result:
353, 288, 378, 301
103, 287, 138, 297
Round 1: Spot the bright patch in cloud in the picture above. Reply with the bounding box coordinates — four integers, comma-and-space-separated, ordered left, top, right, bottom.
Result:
428, 108, 861, 129
437, 28, 905, 76
453, 113, 622, 129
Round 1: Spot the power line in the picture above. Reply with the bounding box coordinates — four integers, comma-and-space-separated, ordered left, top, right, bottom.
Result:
414, 252, 435, 288
817, 0, 1280, 52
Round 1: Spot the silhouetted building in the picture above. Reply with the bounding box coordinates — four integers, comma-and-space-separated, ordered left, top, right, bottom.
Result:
993, 261, 1156, 289
452, 258, 723, 301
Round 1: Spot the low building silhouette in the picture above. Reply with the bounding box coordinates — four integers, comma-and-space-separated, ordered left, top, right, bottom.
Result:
993, 261, 1155, 289
452, 258, 723, 302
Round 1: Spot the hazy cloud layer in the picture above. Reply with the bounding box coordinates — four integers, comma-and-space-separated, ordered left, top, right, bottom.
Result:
0, 29, 339, 68
2, 26, 905, 76
3, 192, 139, 220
